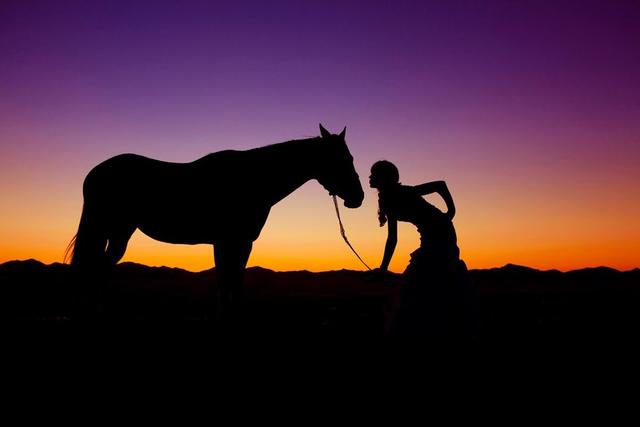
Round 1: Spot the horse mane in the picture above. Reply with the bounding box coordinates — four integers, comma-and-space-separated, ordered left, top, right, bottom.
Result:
247, 136, 321, 153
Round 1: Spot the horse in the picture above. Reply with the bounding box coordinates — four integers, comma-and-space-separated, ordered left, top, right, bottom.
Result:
66, 124, 364, 319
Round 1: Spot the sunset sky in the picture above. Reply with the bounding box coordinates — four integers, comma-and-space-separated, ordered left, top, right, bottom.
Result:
1, 0, 639, 272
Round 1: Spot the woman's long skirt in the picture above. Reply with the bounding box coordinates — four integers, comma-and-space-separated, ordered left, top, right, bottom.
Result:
387, 248, 477, 339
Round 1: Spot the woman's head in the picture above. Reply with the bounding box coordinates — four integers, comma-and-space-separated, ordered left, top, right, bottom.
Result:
369, 160, 399, 190
371, 161, 400, 227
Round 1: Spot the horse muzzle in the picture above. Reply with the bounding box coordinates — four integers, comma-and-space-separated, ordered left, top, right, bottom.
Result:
343, 191, 364, 209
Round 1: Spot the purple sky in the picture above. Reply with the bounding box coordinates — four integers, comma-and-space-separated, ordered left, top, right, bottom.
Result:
2, 1, 639, 271
4, 1, 637, 147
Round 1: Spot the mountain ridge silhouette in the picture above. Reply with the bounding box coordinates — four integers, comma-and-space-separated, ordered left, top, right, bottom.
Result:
1, 258, 639, 342
2, 258, 637, 274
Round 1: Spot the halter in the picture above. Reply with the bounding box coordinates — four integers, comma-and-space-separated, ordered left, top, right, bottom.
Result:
332, 195, 372, 271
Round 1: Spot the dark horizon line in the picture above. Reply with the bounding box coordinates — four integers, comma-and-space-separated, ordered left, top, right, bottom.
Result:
2, 258, 638, 275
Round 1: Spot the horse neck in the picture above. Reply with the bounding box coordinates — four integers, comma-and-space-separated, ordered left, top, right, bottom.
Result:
250, 137, 323, 205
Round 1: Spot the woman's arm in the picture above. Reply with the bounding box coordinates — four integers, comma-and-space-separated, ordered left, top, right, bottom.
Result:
413, 180, 456, 220
380, 217, 397, 272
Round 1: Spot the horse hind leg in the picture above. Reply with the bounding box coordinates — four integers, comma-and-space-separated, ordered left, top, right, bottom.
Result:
105, 225, 136, 266
68, 202, 111, 318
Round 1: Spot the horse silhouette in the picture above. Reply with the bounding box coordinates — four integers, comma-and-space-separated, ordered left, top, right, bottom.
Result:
66, 124, 364, 319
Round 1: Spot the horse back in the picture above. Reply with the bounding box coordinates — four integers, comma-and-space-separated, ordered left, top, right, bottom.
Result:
85, 151, 242, 191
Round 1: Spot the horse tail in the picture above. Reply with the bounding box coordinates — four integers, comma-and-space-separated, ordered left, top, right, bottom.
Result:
66, 201, 108, 268
63, 233, 77, 264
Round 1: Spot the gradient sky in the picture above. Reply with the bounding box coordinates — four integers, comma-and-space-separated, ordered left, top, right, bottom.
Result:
1, 0, 639, 272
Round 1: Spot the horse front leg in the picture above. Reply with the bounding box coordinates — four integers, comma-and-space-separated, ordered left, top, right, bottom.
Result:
213, 240, 253, 330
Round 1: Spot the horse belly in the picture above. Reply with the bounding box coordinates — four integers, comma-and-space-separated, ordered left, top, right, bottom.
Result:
136, 207, 217, 245
140, 205, 270, 244
105, 162, 270, 244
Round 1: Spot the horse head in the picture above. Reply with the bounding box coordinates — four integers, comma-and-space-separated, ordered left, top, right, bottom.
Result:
316, 124, 364, 209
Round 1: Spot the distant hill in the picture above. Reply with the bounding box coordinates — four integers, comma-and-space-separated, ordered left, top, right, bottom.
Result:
1, 259, 639, 341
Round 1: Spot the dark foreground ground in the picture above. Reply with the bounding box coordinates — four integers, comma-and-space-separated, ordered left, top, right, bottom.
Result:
1, 260, 639, 342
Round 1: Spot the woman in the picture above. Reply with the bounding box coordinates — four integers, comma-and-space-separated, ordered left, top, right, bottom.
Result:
369, 160, 475, 338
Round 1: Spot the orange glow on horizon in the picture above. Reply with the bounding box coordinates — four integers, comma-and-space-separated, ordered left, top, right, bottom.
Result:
2, 179, 639, 272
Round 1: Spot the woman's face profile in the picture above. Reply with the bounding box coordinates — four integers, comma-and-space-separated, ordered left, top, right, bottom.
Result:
369, 169, 389, 189
369, 162, 398, 190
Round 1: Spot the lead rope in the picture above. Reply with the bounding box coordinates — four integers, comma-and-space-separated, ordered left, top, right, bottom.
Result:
332, 195, 372, 271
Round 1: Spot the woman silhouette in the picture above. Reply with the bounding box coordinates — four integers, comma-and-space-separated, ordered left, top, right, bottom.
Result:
369, 160, 475, 338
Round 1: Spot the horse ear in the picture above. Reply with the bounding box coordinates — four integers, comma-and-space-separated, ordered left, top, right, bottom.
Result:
339, 127, 346, 139
319, 123, 331, 139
